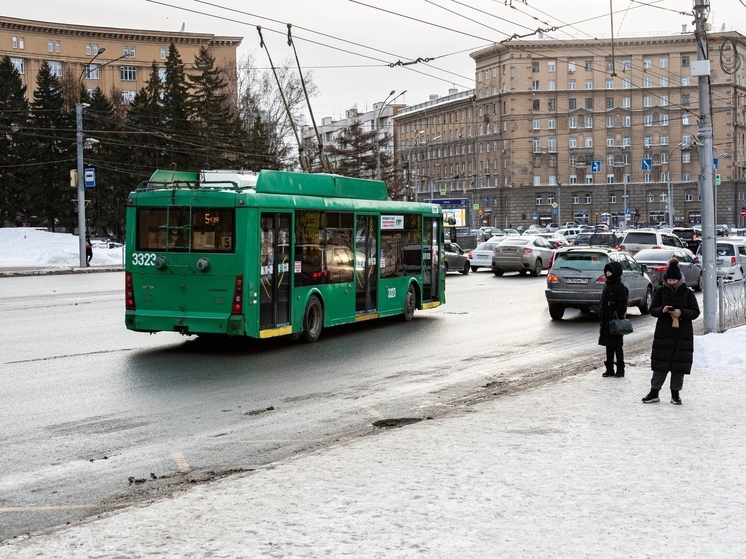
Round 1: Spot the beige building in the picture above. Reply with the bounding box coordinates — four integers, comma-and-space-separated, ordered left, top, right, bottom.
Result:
0, 16, 241, 106
396, 32, 746, 230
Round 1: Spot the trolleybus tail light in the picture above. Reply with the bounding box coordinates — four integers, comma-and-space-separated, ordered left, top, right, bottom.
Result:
125, 272, 136, 310
232, 275, 244, 313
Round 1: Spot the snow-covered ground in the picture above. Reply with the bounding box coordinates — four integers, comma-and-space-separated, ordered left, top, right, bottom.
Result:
0, 227, 123, 268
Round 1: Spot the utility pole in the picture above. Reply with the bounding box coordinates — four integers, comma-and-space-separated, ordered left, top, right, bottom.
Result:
693, 0, 717, 333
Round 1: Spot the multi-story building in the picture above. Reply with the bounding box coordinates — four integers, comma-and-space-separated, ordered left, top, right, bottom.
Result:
396, 32, 746, 230
0, 16, 241, 106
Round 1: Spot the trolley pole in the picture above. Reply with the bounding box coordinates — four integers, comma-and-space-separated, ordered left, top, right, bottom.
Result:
693, 0, 717, 333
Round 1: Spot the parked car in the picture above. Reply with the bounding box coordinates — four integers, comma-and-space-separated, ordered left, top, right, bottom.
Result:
716, 224, 730, 237
556, 227, 583, 243
503, 228, 521, 237
671, 227, 701, 252
696, 239, 746, 280
443, 241, 471, 275
545, 246, 653, 320
467, 239, 504, 272
619, 229, 685, 255
633, 248, 703, 291
546, 223, 559, 232
537, 232, 569, 249
587, 232, 622, 249
491, 235, 555, 277
482, 227, 504, 241
572, 233, 593, 246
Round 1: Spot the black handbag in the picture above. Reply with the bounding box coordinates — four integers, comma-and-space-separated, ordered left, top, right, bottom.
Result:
609, 312, 633, 336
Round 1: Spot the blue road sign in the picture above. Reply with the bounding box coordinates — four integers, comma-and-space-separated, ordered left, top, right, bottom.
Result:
641, 159, 653, 171
713, 158, 719, 170
591, 161, 602, 173
84, 168, 95, 188
626, 207, 631, 215
552, 208, 557, 214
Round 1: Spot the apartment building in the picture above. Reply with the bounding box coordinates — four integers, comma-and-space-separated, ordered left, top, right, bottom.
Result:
0, 16, 241, 106
396, 32, 746, 230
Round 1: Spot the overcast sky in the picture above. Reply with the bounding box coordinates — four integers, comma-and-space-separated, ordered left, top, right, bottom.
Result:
6, 1, 745, 119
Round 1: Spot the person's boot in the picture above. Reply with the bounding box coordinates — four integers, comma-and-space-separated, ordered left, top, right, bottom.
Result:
642, 389, 660, 403
614, 361, 625, 377
670, 390, 682, 405
602, 361, 615, 377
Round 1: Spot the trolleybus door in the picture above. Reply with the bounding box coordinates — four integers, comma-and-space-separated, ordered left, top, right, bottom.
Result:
423, 217, 441, 302
259, 213, 291, 330
355, 215, 378, 314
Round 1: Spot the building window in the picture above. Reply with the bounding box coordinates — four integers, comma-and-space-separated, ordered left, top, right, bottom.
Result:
682, 113, 690, 125
682, 94, 690, 105
661, 95, 669, 107
644, 58, 652, 69
129, 46, 136, 58
607, 136, 614, 147
606, 116, 614, 128
160, 47, 167, 60
682, 152, 691, 163
12, 36, 18, 49
683, 172, 692, 181
661, 114, 669, 126
534, 176, 541, 186
643, 77, 652, 87
548, 60, 556, 72
120, 66, 137, 81
570, 176, 578, 186
121, 90, 136, 104
644, 173, 652, 183
536, 196, 543, 205
569, 116, 577, 129
607, 154, 614, 165
606, 97, 614, 108
533, 119, 541, 130
548, 118, 556, 129
569, 136, 578, 148
682, 55, 690, 67
660, 57, 668, 68
644, 134, 652, 147
86, 43, 91, 56
533, 139, 541, 152
55, 40, 61, 53
623, 116, 631, 127
585, 98, 593, 109
623, 60, 631, 71
623, 153, 630, 165
644, 115, 653, 127
584, 194, 592, 203
623, 136, 631, 147
93, 44, 99, 54
624, 173, 631, 183
585, 116, 593, 128
569, 79, 576, 90
685, 192, 693, 202
586, 79, 593, 90
10, 57, 24, 74
623, 78, 630, 89
83, 64, 99, 80
549, 175, 557, 185
644, 95, 652, 107
622, 96, 631, 108
48, 40, 53, 53
548, 80, 556, 91
610, 191, 616, 200
48, 61, 62, 77
568, 61, 576, 73
660, 77, 668, 87
548, 99, 556, 110
532, 80, 540, 91
606, 59, 614, 71
585, 137, 593, 148
585, 60, 593, 71
569, 155, 578, 166
533, 99, 540, 110
532, 61, 540, 72
661, 172, 670, 182
19, 37, 24, 49
661, 134, 669, 146
569, 98, 576, 110
548, 137, 557, 151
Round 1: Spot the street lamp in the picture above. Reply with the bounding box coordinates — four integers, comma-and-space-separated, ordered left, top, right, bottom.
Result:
75, 49, 127, 267
406, 130, 425, 201
375, 89, 406, 181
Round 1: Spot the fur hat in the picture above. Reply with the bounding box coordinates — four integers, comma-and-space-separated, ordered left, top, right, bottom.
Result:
663, 258, 682, 281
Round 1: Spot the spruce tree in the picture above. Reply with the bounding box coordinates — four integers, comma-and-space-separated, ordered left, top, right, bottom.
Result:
125, 63, 165, 179
28, 62, 73, 231
162, 43, 192, 169
0, 56, 30, 226
326, 120, 382, 180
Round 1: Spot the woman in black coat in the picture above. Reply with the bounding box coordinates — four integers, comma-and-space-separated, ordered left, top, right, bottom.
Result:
642, 258, 700, 405
598, 261, 629, 377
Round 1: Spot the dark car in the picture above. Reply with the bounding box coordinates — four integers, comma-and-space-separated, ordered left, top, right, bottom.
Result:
633, 248, 703, 292
545, 246, 653, 320
587, 232, 622, 249
443, 241, 471, 274
671, 227, 701, 252
572, 233, 593, 246
716, 224, 730, 237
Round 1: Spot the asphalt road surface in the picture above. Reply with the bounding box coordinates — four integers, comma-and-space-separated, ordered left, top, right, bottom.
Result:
0, 270, 665, 540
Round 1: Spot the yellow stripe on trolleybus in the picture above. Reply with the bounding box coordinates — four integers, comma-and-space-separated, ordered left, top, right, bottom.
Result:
259, 326, 293, 338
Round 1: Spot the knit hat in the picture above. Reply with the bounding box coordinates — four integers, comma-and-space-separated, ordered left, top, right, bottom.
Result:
663, 258, 682, 281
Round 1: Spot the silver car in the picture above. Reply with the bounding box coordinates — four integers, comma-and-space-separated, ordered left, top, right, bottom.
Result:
491, 235, 555, 277
467, 239, 504, 272
443, 241, 471, 275
545, 246, 653, 320
633, 248, 703, 291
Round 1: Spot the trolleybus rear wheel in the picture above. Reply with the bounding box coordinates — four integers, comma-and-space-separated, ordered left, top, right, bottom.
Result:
302, 295, 324, 342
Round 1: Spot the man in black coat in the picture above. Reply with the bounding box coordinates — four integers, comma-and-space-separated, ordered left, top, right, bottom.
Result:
643, 258, 701, 405
598, 261, 629, 377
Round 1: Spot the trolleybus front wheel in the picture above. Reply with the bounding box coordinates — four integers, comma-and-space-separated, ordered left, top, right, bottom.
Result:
302, 295, 324, 342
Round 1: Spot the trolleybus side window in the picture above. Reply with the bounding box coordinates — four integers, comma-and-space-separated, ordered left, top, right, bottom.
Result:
295, 211, 355, 286
136, 207, 234, 252
381, 214, 422, 278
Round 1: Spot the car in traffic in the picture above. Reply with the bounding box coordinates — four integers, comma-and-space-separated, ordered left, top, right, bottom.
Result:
491, 235, 555, 276
587, 232, 622, 249
443, 241, 471, 275
619, 229, 685, 255
572, 233, 593, 246
467, 239, 505, 272
671, 227, 701, 252
717, 224, 730, 237
696, 239, 746, 280
632, 248, 703, 291
556, 227, 583, 243
537, 232, 569, 249
544, 246, 653, 320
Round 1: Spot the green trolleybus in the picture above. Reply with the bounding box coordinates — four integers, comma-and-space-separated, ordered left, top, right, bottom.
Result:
124, 169, 445, 342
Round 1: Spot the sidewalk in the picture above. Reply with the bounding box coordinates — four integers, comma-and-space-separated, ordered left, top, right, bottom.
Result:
1, 352, 744, 559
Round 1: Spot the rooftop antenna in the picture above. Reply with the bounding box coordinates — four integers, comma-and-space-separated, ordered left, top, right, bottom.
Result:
179, 22, 185, 32
287, 24, 332, 174
256, 26, 310, 173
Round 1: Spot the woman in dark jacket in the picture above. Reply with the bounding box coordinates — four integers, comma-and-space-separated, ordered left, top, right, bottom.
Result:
642, 258, 700, 405
598, 261, 629, 377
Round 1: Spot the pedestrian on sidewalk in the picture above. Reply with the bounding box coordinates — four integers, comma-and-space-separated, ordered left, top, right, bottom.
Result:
85, 236, 93, 267
643, 258, 700, 405
599, 261, 629, 377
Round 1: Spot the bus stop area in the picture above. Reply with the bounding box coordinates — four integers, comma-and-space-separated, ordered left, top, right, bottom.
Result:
2, 336, 745, 559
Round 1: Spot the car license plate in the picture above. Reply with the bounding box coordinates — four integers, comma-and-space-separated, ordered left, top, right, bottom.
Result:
565, 278, 589, 284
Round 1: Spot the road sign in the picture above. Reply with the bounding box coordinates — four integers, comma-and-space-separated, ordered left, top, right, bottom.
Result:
551, 202, 558, 209
641, 159, 653, 171
626, 207, 631, 215
714, 158, 719, 170
716, 174, 721, 186
591, 161, 602, 173
533, 211, 538, 218
440, 189, 447, 196
84, 167, 95, 188
551, 208, 557, 214
473, 203, 480, 210
740, 208, 746, 217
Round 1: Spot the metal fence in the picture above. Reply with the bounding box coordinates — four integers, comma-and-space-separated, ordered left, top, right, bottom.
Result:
718, 278, 746, 332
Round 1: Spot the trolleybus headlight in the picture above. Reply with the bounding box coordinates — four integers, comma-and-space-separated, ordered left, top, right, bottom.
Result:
154, 256, 168, 270
196, 257, 211, 272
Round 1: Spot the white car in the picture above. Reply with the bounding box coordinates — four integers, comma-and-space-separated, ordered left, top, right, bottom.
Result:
696, 239, 746, 280
556, 227, 582, 242
467, 239, 504, 272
